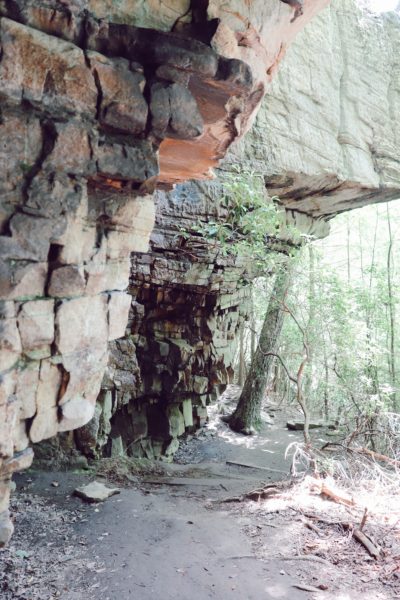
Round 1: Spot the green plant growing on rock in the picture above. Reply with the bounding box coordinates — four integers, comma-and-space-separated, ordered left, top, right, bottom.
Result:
189, 167, 289, 265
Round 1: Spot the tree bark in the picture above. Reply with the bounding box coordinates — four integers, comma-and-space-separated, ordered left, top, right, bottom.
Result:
250, 286, 257, 361
386, 203, 396, 408
304, 244, 315, 401
238, 323, 246, 387
228, 262, 293, 434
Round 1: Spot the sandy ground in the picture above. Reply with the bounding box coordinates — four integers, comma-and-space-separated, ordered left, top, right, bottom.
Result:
1, 389, 399, 599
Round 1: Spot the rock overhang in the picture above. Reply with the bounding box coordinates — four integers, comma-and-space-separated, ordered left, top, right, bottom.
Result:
2, 0, 400, 546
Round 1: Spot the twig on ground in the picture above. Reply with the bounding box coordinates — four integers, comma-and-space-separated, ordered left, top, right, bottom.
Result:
352, 529, 380, 559
359, 508, 368, 531
279, 555, 333, 566
303, 519, 323, 537
306, 477, 355, 507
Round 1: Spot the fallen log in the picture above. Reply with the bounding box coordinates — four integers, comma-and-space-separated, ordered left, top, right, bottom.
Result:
305, 512, 380, 559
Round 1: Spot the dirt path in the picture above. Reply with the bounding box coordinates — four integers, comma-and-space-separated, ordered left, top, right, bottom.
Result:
2, 466, 313, 600
1, 390, 396, 599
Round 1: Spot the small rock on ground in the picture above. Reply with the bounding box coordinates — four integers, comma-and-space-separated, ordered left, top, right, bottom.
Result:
74, 481, 120, 502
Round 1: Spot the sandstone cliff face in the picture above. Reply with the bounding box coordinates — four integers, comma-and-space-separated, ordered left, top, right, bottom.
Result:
1, 0, 400, 545
88, 0, 400, 464
236, 0, 400, 216
76, 182, 254, 459
0, 0, 329, 544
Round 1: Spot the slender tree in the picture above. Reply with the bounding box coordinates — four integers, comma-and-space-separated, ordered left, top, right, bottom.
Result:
228, 260, 293, 434
386, 203, 396, 407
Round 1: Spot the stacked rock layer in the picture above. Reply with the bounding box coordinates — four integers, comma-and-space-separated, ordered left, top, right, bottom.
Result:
0, 0, 329, 544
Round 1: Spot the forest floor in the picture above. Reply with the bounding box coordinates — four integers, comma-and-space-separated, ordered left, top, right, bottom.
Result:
1, 387, 399, 599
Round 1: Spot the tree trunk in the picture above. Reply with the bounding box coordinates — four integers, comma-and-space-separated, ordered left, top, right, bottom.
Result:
364, 209, 380, 401
228, 262, 293, 434
346, 214, 351, 283
323, 340, 329, 421
250, 286, 257, 361
238, 324, 246, 387
304, 244, 315, 401
386, 203, 396, 408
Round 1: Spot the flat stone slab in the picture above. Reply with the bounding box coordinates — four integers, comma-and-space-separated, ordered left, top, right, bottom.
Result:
74, 481, 120, 503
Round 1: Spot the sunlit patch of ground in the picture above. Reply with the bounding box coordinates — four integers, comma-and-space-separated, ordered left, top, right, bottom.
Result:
224, 466, 400, 599
206, 385, 284, 452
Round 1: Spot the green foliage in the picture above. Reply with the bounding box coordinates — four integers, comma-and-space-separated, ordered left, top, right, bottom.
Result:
191, 167, 297, 270
247, 201, 400, 444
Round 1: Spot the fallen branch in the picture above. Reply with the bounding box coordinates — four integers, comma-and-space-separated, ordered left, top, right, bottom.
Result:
245, 487, 279, 502
293, 584, 325, 593
359, 508, 368, 531
309, 479, 355, 507
353, 529, 380, 559
304, 512, 380, 559
225, 460, 287, 474
303, 519, 323, 537
220, 481, 291, 503
279, 555, 333, 566
353, 447, 400, 469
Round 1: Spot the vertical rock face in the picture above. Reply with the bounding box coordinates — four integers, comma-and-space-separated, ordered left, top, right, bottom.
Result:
84, 183, 253, 459
77, 0, 400, 461
0, 0, 329, 543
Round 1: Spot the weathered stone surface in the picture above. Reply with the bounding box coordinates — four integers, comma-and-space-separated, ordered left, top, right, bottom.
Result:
150, 82, 203, 140
29, 361, 61, 443
166, 405, 185, 438
74, 403, 102, 458
182, 399, 194, 428
58, 394, 101, 432
0, 113, 42, 204
0, 480, 11, 514
235, 0, 400, 217
0, 214, 54, 262
16, 362, 40, 420
55, 296, 108, 360
91, 183, 252, 458
0, 510, 13, 548
0, 18, 97, 115
48, 266, 86, 298
74, 481, 120, 502
0, 387, 18, 459
17, 300, 54, 355
89, 52, 148, 135
13, 420, 30, 453
2, 262, 47, 301
95, 139, 159, 183
108, 292, 131, 341
0, 313, 21, 371
105, 194, 156, 257
0, 448, 34, 478
45, 122, 93, 175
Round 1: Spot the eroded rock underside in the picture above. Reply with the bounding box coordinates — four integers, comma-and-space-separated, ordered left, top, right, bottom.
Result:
0, 0, 399, 544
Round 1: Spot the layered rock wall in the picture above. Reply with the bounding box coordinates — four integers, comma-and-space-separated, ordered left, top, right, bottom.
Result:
81, 0, 400, 462
0, 0, 329, 544
78, 182, 254, 459
2, 0, 400, 546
